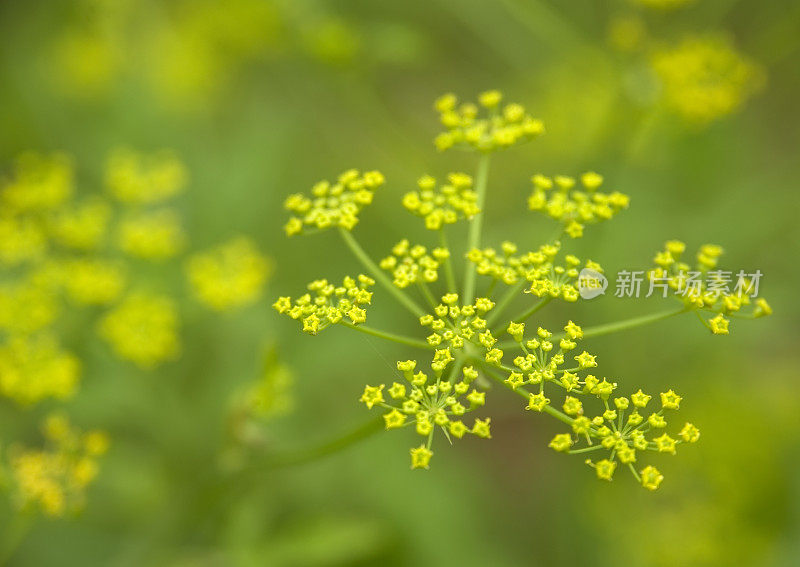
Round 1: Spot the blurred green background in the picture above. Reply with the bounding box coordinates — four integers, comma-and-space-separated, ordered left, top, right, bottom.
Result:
1, 0, 799, 565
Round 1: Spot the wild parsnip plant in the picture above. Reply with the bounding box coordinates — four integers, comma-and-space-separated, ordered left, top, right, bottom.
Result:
274, 90, 772, 489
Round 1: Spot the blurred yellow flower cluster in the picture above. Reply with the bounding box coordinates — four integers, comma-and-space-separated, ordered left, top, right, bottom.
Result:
650, 35, 763, 124
187, 237, 272, 311
4, 413, 109, 517
527, 173, 630, 239
98, 292, 181, 369
0, 148, 272, 516
434, 90, 544, 152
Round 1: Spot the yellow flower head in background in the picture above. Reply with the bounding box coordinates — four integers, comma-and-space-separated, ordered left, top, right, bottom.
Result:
433, 90, 544, 152
7, 413, 109, 517
1, 152, 74, 213
47, 197, 112, 251
527, 173, 630, 239
105, 148, 188, 205
283, 169, 385, 236
650, 35, 764, 124
62, 258, 126, 305
0, 279, 60, 334
117, 209, 186, 260
187, 236, 271, 311
0, 334, 80, 405
0, 216, 48, 266
98, 292, 181, 368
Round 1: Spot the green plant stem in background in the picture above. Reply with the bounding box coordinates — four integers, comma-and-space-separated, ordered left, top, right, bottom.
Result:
0, 512, 34, 565
339, 228, 426, 318
340, 321, 434, 350
462, 154, 491, 305
439, 229, 457, 294
267, 417, 385, 469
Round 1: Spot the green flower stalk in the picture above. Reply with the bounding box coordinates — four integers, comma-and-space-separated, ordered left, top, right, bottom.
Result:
274, 90, 771, 490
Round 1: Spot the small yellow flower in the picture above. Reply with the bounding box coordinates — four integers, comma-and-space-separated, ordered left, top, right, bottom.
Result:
709, 313, 729, 335
383, 409, 406, 429
410, 445, 433, 469
359, 384, 384, 409
640, 465, 664, 490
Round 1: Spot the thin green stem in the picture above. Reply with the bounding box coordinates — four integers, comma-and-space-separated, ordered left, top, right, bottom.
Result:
556, 305, 690, 341
499, 304, 690, 349
439, 229, 457, 294
418, 282, 438, 310
339, 228, 426, 318
266, 417, 384, 468
340, 322, 434, 350
568, 445, 605, 455
462, 154, 491, 305
486, 280, 527, 326
0, 512, 34, 565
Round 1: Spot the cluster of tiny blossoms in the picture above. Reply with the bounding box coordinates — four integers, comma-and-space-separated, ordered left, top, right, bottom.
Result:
466, 240, 603, 301
650, 35, 763, 124
361, 358, 490, 469
275, 90, 768, 487
283, 169, 385, 236
3, 413, 109, 517
494, 319, 698, 488
273, 275, 375, 335
380, 239, 449, 289
527, 173, 630, 239
434, 90, 544, 152
648, 240, 771, 335
0, 150, 271, 515
401, 173, 479, 230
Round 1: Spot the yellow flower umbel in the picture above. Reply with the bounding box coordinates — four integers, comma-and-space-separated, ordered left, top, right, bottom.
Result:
61, 258, 126, 305
503, 319, 698, 489
380, 239, 448, 289
647, 240, 772, 334
1, 152, 74, 213
274, 90, 768, 483
360, 357, 491, 470
0, 334, 80, 405
187, 237, 271, 311
7, 413, 109, 517
467, 240, 603, 302
402, 173, 480, 230
98, 292, 180, 368
117, 209, 186, 260
0, 215, 48, 266
47, 197, 112, 251
433, 90, 544, 152
650, 35, 763, 124
283, 169, 385, 236
273, 275, 375, 335
527, 173, 630, 239
105, 148, 188, 204
0, 279, 60, 334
